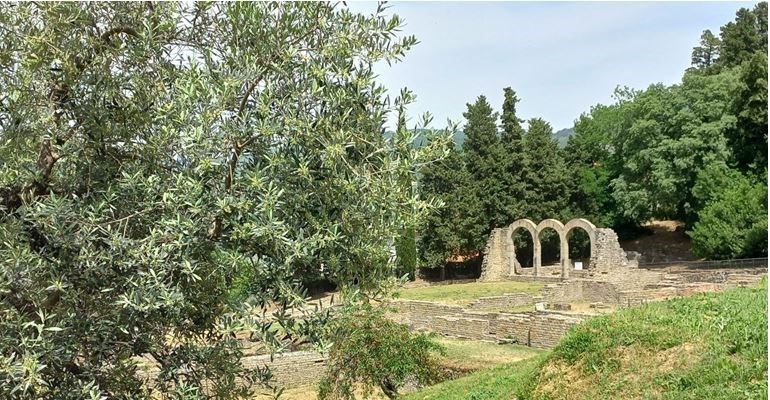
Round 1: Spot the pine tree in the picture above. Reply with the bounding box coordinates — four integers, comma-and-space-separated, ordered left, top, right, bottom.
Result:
719, 5, 766, 68
691, 29, 721, 70
522, 118, 569, 221
462, 95, 506, 249
499, 87, 528, 223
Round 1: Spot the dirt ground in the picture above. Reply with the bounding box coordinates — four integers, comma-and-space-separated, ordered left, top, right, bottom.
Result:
620, 220, 697, 263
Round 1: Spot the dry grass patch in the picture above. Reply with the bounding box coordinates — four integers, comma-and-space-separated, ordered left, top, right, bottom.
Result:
437, 338, 544, 371
254, 385, 390, 400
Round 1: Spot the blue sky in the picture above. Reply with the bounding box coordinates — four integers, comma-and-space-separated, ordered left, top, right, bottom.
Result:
348, 1, 756, 131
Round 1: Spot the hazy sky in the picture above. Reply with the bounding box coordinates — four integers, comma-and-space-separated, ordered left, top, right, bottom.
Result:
348, 1, 755, 131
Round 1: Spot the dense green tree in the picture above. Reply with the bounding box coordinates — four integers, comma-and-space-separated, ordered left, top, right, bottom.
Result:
690, 163, 745, 220
610, 71, 737, 225
689, 173, 768, 259
522, 118, 569, 221
719, 4, 767, 68
462, 95, 506, 245
417, 142, 478, 269
318, 301, 443, 400
728, 51, 768, 172
0, 3, 445, 398
498, 87, 528, 223
563, 104, 625, 227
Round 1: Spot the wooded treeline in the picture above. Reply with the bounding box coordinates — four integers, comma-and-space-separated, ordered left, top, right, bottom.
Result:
414, 3, 768, 270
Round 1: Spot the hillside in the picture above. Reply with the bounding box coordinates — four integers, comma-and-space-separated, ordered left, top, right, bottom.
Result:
619, 220, 697, 263
405, 280, 768, 400
553, 127, 573, 147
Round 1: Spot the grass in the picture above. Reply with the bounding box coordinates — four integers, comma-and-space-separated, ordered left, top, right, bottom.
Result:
536, 279, 767, 400
402, 355, 547, 400
437, 338, 545, 371
405, 279, 768, 400
397, 281, 545, 304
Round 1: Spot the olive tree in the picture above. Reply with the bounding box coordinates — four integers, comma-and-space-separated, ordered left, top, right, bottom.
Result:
0, 2, 448, 399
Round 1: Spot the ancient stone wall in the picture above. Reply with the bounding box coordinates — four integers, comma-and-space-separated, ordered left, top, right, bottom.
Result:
480, 218, 636, 280
242, 351, 326, 388
468, 293, 536, 310
590, 228, 633, 271
137, 350, 327, 390
541, 280, 623, 304
479, 228, 510, 282
389, 299, 585, 348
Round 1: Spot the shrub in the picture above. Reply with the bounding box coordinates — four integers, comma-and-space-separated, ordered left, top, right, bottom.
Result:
318, 301, 444, 400
689, 172, 767, 259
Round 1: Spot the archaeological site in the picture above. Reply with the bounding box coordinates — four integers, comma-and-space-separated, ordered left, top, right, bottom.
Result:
213, 218, 767, 393
392, 218, 766, 347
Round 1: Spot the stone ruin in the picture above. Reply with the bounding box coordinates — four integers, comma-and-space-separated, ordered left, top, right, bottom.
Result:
480, 218, 638, 281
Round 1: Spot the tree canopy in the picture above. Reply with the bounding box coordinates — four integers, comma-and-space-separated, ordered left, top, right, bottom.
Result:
0, 2, 448, 398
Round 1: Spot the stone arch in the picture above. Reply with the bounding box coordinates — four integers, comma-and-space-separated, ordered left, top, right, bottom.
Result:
507, 219, 538, 276
535, 219, 568, 278
564, 218, 597, 270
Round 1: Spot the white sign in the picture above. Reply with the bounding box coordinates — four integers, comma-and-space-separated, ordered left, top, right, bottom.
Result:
574, 261, 583, 270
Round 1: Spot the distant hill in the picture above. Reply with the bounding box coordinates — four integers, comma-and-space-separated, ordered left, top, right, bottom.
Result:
553, 127, 574, 147
384, 129, 466, 149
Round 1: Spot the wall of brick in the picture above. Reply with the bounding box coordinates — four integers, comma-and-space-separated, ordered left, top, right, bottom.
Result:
137, 350, 327, 390
479, 228, 511, 282
541, 280, 622, 304
590, 228, 633, 271
468, 293, 536, 309
241, 351, 326, 388
389, 300, 584, 348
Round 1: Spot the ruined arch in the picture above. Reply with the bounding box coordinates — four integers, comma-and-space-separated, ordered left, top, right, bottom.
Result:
480, 217, 634, 282
535, 219, 568, 278
564, 219, 597, 270
507, 219, 538, 275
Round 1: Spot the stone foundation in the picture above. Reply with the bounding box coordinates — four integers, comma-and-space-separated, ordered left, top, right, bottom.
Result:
389, 299, 585, 348
137, 349, 327, 391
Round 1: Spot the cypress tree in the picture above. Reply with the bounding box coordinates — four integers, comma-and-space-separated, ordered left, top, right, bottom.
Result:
418, 142, 477, 269
394, 112, 418, 279
462, 95, 505, 250
499, 87, 528, 223
522, 118, 569, 221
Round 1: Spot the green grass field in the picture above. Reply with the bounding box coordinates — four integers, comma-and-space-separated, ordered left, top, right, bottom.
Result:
403, 355, 546, 400
405, 279, 768, 400
397, 281, 545, 304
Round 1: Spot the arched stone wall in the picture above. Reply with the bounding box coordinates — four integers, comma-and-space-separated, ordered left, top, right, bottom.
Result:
479, 217, 634, 281
507, 219, 537, 276
564, 218, 597, 270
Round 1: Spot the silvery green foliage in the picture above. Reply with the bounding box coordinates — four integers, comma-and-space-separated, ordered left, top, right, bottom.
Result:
0, 2, 451, 398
